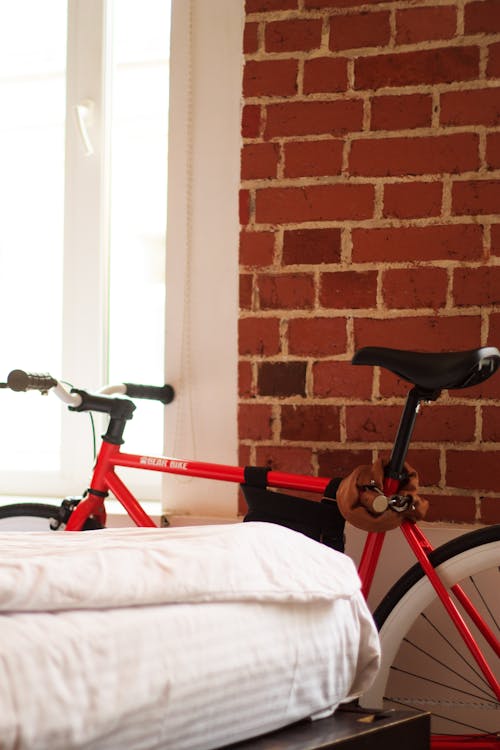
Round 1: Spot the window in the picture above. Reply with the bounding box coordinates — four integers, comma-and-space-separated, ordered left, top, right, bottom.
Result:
0, 0, 170, 500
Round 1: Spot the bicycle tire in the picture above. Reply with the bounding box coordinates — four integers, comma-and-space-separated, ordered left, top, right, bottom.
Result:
0, 502, 104, 531
361, 524, 500, 745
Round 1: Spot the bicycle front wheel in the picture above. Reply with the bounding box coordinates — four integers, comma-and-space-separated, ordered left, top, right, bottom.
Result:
0, 502, 105, 531
0, 503, 62, 530
361, 524, 500, 745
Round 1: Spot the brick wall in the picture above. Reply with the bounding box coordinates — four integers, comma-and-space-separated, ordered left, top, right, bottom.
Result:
238, 0, 500, 524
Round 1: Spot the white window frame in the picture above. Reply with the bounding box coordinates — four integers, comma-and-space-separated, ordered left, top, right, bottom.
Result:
163, 0, 242, 518
0, 0, 241, 516
61, 0, 111, 494
0, 0, 110, 500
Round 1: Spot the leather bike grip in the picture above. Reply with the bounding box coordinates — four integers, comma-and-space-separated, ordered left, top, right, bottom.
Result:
123, 382, 175, 405
7, 370, 58, 392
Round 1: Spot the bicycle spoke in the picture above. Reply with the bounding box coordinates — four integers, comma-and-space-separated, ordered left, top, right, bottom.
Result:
469, 576, 500, 633
384, 695, 498, 734
402, 634, 494, 700
419, 612, 494, 693
389, 665, 497, 707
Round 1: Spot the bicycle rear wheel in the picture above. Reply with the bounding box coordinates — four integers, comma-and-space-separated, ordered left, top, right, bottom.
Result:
361, 525, 500, 747
0, 502, 104, 530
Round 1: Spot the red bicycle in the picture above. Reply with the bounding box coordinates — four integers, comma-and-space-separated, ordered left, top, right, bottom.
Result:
1, 345, 499, 748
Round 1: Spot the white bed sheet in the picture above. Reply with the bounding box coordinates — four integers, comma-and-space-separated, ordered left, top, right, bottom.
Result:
0, 522, 380, 750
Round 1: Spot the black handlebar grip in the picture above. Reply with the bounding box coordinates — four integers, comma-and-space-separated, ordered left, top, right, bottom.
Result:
7, 370, 58, 392
123, 383, 175, 405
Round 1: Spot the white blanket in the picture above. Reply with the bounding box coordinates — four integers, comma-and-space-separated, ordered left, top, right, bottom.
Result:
0, 523, 380, 750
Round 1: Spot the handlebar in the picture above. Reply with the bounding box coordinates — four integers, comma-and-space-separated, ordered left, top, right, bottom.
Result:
99, 381, 175, 405
1, 369, 175, 411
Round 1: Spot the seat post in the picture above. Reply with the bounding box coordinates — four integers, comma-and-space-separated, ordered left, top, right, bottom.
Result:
386, 386, 440, 482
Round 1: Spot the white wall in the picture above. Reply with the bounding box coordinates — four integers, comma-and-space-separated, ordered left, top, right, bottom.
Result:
163, 0, 243, 518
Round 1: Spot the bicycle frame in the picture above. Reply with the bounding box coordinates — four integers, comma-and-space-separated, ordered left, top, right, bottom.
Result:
67, 436, 500, 721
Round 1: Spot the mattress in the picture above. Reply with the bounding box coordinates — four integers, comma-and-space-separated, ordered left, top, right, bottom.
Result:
0, 522, 380, 750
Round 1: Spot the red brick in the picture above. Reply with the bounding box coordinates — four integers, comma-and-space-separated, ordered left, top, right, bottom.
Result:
238, 443, 251, 468
265, 99, 363, 138
354, 46, 479, 90
283, 139, 343, 178
317, 449, 373, 479
414, 404, 476, 441
282, 228, 341, 265
312, 360, 373, 398
241, 142, 280, 180
255, 445, 313, 475
345, 404, 401, 442
239, 189, 251, 225
379, 369, 413, 398
446, 450, 499, 492
482, 405, 500, 441
346, 404, 475, 442
480, 496, 500, 524
244, 22, 259, 54
240, 230, 275, 267
288, 317, 347, 357
243, 59, 298, 98
258, 273, 314, 310
303, 57, 348, 94
240, 274, 253, 310
353, 316, 481, 352
486, 132, 500, 169
239, 317, 281, 355
406, 449, 442, 487
396, 5, 457, 44
441, 88, 500, 127
246, 0, 297, 11
255, 184, 374, 223
491, 224, 500, 256
382, 267, 448, 310
257, 361, 307, 397
371, 93, 432, 131
241, 105, 261, 138
239, 403, 274, 441
487, 42, 500, 77
239, 361, 253, 398
465, 0, 500, 34
349, 133, 479, 177
330, 11, 391, 51
265, 18, 322, 52
281, 404, 341, 441
452, 179, 500, 215
305, 0, 387, 6
320, 270, 378, 309
489, 311, 500, 342
454, 267, 500, 306
424, 495, 476, 524
383, 181, 442, 219
352, 224, 482, 263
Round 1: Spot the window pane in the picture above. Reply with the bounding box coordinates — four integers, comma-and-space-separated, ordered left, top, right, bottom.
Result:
0, 1, 67, 471
107, 0, 170, 474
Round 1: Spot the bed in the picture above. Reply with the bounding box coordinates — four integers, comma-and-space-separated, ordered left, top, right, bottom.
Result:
0, 522, 380, 750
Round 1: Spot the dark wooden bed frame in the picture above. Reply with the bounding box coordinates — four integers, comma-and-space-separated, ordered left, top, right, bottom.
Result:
225, 706, 430, 749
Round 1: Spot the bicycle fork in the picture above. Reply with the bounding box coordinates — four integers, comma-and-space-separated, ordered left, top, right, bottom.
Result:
401, 520, 500, 702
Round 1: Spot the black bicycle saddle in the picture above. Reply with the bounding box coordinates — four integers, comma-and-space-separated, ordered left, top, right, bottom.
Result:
352, 346, 500, 391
